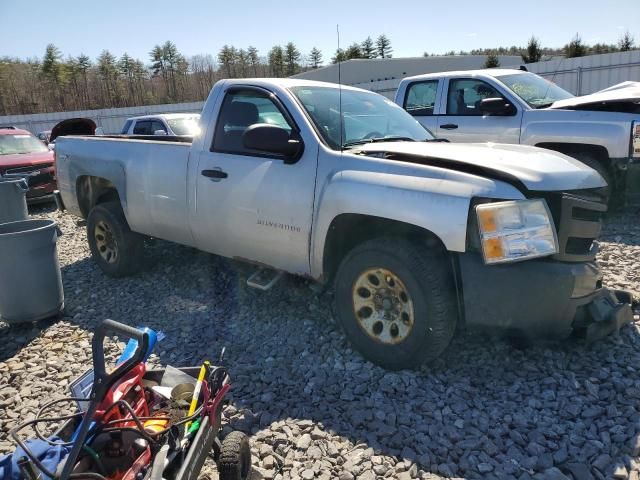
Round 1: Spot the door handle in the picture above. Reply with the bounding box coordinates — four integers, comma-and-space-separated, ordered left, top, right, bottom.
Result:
440, 124, 458, 130
201, 169, 228, 180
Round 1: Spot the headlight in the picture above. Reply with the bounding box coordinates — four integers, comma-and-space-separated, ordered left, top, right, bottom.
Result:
476, 199, 558, 265
632, 121, 640, 158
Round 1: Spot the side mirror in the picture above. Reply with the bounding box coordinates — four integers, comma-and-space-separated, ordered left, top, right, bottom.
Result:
242, 124, 304, 163
154, 129, 168, 135
479, 97, 516, 116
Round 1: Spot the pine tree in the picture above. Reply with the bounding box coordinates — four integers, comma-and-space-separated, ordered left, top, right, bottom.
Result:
309, 47, 323, 69
97, 50, 119, 106
376, 34, 392, 58
521, 36, 543, 63
331, 48, 346, 64
236, 49, 249, 77
247, 46, 260, 76
284, 42, 301, 76
564, 33, 587, 58
618, 31, 634, 52
484, 51, 500, 68
268, 46, 285, 77
345, 43, 363, 60
218, 45, 236, 78
361, 37, 375, 59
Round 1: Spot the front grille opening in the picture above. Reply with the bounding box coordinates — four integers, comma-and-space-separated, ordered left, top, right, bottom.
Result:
572, 206, 603, 222
565, 237, 595, 255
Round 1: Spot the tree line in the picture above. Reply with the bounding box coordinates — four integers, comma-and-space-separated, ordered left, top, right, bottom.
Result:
0, 40, 328, 116
468, 31, 636, 69
0, 31, 636, 117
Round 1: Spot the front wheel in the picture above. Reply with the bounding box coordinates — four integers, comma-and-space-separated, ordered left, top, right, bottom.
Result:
334, 237, 457, 370
86, 201, 144, 277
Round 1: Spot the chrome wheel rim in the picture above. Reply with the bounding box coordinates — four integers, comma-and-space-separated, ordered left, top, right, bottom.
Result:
94, 220, 118, 264
352, 268, 415, 345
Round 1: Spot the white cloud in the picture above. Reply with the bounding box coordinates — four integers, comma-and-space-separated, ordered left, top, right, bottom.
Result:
465, 32, 478, 37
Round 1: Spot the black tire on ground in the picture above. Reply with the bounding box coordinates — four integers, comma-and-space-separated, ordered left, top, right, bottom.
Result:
86, 201, 144, 277
218, 431, 252, 480
573, 152, 612, 204
333, 237, 458, 370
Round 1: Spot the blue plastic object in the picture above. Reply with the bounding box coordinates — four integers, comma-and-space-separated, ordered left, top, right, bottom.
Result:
117, 326, 158, 365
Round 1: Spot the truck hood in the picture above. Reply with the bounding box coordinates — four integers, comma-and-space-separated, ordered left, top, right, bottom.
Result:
549, 81, 640, 112
0, 150, 54, 169
353, 141, 605, 192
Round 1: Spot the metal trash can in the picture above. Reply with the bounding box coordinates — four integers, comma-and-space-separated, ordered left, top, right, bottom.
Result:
0, 219, 64, 324
0, 177, 29, 224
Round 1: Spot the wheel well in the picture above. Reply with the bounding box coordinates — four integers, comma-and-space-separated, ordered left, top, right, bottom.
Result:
322, 214, 449, 283
76, 176, 121, 218
535, 143, 611, 172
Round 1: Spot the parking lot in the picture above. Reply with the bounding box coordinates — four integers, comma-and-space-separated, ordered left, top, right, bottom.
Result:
0, 204, 637, 480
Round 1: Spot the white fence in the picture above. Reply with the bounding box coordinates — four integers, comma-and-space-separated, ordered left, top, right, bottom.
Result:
0, 101, 204, 135
2, 50, 640, 134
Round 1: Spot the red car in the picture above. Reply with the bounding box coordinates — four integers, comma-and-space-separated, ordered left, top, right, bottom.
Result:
0, 127, 56, 203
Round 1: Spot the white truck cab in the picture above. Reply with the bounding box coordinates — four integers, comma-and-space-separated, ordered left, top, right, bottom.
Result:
395, 69, 640, 204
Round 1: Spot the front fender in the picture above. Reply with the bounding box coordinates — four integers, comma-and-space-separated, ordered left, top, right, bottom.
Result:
521, 110, 631, 159
310, 168, 525, 278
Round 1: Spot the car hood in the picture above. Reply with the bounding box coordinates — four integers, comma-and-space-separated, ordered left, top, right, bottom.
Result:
353, 141, 606, 191
549, 81, 640, 111
0, 150, 54, 169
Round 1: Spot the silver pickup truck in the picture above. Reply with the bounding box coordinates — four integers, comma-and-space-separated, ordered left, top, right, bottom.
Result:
395, 69, 640, 204
54, 78, 632, 370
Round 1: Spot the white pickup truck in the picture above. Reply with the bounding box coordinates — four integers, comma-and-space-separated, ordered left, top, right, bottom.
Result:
395, 69, 640, 204
54, 78, 632, 370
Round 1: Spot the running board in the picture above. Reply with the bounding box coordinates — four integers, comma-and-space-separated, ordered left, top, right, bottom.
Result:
247, 269, 283, 291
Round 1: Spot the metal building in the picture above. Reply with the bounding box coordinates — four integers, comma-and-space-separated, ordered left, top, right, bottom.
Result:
292, 55, 522, 98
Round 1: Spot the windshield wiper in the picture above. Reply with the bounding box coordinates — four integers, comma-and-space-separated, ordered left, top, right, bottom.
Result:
534, 102, 554, 109
343, 136, 417, 148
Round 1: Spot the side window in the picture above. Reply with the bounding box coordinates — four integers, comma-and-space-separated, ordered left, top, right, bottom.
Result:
150, 121, 167, 134
133, 121, 152, 135
404, 80, 438, 116
212, 90, 293, 155
446, 79, 505, 116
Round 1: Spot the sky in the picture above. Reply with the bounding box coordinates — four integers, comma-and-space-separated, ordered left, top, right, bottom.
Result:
1, 0, 639, 64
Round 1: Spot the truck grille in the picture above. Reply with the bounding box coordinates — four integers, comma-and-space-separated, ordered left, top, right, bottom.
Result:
4, 164, 55, 187
546, 191, 607, 262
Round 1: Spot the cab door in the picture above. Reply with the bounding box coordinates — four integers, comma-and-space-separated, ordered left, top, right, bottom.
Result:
436, 77, 522, 144
192, 86, 318, 274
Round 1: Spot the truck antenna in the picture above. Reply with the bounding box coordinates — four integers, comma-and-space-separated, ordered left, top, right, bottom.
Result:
337, 24, 344, 151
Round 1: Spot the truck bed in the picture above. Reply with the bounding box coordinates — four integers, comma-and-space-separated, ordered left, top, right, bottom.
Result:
55, 135, 195, 246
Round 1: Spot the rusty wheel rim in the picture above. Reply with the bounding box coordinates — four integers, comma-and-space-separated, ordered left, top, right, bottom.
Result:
94, 220, 118, 264
352, 268, 415, 345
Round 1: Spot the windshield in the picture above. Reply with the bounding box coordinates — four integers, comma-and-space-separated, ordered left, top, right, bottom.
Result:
0, 133, 50, 155
497, 72, 574, 108
167, 116, 201, 136
290, 86, 433, 149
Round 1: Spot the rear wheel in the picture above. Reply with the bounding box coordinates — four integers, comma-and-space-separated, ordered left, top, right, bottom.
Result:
87, 201, 144, 277
334, 237, 457, 370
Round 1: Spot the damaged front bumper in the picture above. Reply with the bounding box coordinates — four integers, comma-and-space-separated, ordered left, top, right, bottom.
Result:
457, 252, 634, 340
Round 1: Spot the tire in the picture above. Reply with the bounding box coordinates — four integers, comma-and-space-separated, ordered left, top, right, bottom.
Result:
218, 431, 252, 480
86, 201, 144, 277
573, 152, 612, 204
334, 237, 457, 370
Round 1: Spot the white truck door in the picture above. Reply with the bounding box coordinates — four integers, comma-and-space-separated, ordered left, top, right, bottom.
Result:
193, 87, 317, 274
436, 77, 522, 143
399, 78, 441, 136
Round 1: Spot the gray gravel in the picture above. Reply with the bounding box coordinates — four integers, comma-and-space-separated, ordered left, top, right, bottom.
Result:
1, 204, 640, 480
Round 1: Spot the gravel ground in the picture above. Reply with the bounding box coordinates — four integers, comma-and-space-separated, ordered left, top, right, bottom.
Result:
1, 204, 639, 480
